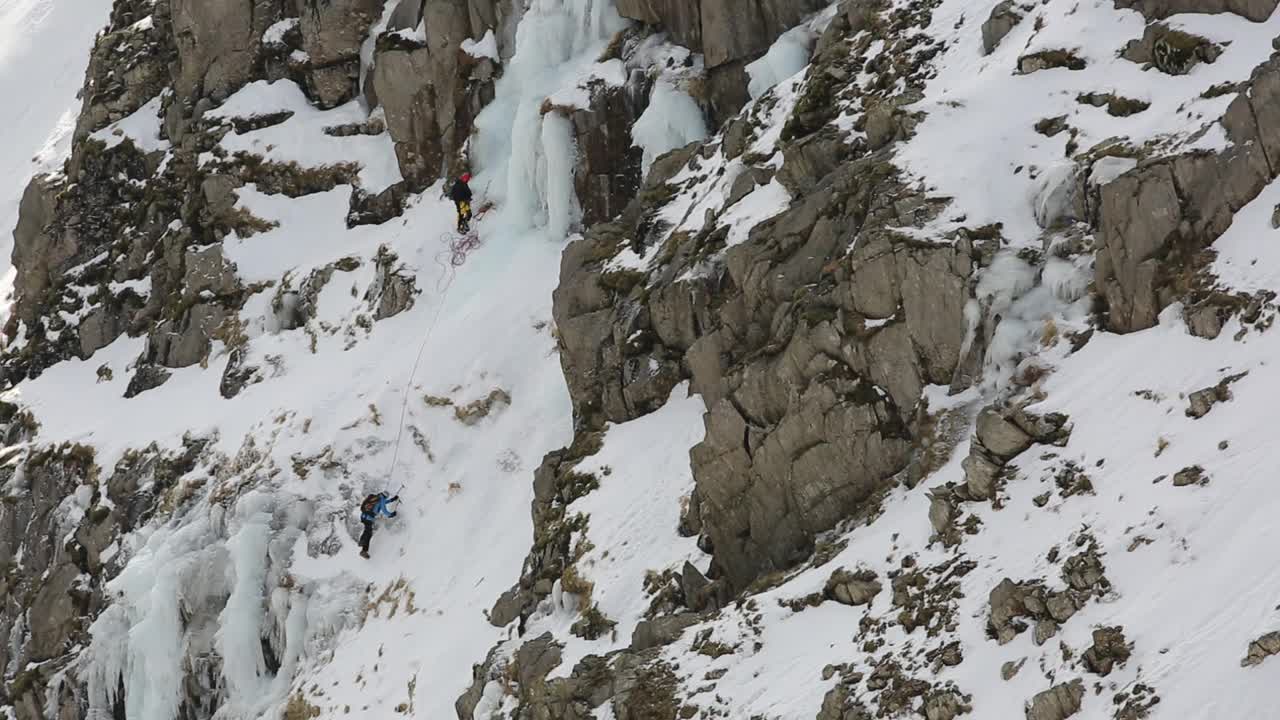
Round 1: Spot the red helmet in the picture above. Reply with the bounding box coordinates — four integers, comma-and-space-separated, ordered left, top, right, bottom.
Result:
460, 173, 472, 183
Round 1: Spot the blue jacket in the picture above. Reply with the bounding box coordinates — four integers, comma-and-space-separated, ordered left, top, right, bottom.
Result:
361, 494, 399, 523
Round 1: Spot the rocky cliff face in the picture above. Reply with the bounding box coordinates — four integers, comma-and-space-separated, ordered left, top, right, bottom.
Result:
5, 0, 1280, 719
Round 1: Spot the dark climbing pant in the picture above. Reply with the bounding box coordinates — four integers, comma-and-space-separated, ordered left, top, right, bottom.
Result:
456, 201, 472, 234
359, 520, 374, 554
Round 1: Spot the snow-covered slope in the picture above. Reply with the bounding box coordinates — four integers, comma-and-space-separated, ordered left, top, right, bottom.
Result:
0, 0, 112, 290
4, 0, 1280, 718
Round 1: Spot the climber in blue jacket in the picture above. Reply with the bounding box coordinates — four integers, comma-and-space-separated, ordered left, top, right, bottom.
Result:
358, 492, 399, 559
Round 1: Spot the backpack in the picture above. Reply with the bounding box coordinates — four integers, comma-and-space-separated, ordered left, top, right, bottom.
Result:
361, 494, 381, 515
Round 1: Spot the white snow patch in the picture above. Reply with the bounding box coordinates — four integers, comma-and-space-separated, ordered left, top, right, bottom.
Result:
263, 17, 298, 46
532, 383, 709, 677
90, 95, 169, 154
721, 178, 792, 248
747, 24, 817, 99
1089, 155, 1137, 186
632, 79, 708, 175
207, 80, 402, 193
462, 29, 500, 61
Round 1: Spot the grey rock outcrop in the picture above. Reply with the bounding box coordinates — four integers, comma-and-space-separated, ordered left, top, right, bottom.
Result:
817, 683, 872, 720
615, 0, 828, 124
563, 76, 652, 229
616, 0, 703, 50
146, 303, 229, 369
369, 0, 504, 187
549, 2, 980, 591
987, 545, 1109, 646
456, 629, 687, 720
365, 247, 419, 320
10, 176, 68, 328
1097, 55, 1280, 333
298, 0, 383, 108
172, 0, 286, 103
631, 613, 700, 651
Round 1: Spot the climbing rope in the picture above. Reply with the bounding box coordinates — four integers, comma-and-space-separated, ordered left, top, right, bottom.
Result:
382, 227, 486, 493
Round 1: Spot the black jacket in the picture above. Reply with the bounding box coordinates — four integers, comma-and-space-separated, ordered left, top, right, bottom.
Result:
449, 179, 473, 203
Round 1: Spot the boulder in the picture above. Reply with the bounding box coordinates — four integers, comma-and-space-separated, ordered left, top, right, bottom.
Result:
1044, 591, 1080, 623
1241, 631, 1280, 667
817, 684, 872, 720
1186, 372, 1245, 418
1032, 619, 1059, 646
512, 633, 564, 687
366, 248, 418, 320
989, 578, 1031, 643
961, 451, 1003, 500
1025, 680, 1084, 720
1122, 25, 1222, 76
682, 561, 729, 612
1172, 464, 1207, 487
975, 407, 1035, 459
78, 307, 128, 359
924, 691, 970, 720
824, 568, 883, 606
927, 489, 955, 537
631, 613, 701, 651
1082, 626, 1131, 675
981, 1, 1023, 55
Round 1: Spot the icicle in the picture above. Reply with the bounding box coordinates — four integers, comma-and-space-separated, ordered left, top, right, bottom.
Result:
541, 112, 580, 240
214, 503, 273, 706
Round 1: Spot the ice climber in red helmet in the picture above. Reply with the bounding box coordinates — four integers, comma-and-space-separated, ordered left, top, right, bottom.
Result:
449, 172, 474, 234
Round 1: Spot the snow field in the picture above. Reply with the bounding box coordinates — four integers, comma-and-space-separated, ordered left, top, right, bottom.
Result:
0, 0, 114, 313
898, 0, 1280, 245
